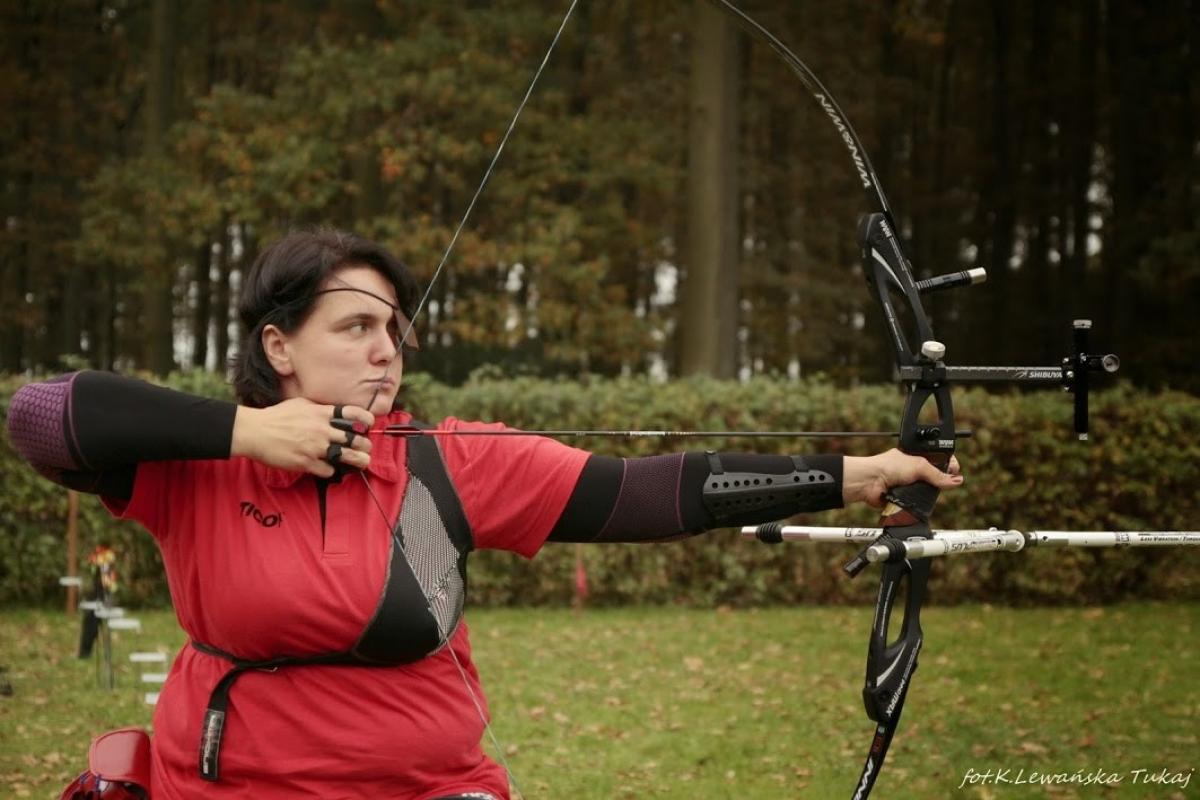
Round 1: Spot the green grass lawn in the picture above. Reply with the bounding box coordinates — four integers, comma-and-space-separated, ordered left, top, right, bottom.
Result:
1, 604, 1197, 799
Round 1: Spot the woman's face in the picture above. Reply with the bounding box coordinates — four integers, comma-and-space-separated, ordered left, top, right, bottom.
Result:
263, 265, 406, 416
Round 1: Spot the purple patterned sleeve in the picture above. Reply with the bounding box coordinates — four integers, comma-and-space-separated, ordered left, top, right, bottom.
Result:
6, 373, 87, 483
594, 453, 689, 542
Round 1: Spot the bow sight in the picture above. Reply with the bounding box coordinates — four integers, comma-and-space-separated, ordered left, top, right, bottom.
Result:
858, 212, 1121, 445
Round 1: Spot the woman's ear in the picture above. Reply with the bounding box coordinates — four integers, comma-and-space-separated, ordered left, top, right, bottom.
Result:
261, 324, 295, 376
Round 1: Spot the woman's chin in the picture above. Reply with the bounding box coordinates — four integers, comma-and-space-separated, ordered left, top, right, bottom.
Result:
367, 391, 398, 416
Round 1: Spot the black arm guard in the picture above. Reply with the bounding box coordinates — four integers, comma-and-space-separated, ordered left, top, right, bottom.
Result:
701, 451, 839, 523
549, 450, 844, 543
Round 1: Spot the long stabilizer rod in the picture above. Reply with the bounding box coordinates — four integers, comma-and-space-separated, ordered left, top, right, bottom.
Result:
741, 525, 1200, 563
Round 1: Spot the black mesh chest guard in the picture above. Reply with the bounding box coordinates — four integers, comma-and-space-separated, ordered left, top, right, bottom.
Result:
352, 428, 472, 663
701, 451, 839, 522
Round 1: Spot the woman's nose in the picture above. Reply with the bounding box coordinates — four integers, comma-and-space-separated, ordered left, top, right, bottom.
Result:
372, 329, 399, 363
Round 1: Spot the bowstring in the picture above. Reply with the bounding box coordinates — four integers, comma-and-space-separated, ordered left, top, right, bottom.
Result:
359, 3, 581, 797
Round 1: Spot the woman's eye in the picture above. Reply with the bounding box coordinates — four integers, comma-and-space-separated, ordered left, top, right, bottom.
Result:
349, 323, 369, 335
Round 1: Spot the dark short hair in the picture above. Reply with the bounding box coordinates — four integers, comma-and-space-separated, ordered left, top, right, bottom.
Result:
232, 229, 421, 408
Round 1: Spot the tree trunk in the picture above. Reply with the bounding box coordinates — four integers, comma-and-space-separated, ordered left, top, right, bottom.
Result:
212, 222, 234, 375
143, 0, 179, 375
1024, 2, 1054, 361
983, 0, 1016, 364
1067, 1, 1098, 310
679, 1, 740, 378
1, 2, 38, 371
191, 240, 213, 369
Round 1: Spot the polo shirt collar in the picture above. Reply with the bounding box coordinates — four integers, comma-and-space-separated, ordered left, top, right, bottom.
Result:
262, 454, 401, 488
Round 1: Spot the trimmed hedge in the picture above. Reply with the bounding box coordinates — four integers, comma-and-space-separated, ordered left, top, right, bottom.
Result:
1, 371, 1197, 607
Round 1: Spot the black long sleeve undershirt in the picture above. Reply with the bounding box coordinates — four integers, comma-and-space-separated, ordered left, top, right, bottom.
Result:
6, 370, 236, 499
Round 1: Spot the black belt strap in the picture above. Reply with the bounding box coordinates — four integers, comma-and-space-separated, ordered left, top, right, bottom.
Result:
193, 641, 357, 781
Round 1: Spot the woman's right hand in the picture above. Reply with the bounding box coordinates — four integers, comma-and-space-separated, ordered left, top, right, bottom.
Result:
231, 399, 375, 478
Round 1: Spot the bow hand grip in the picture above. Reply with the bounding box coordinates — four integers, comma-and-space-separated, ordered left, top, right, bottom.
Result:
884, 477, 941, 521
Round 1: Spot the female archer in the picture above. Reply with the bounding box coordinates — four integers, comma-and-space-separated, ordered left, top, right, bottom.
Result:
7, 229, 962, 800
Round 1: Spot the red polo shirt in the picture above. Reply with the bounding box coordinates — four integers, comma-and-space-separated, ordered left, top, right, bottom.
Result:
103, 412, 590, 800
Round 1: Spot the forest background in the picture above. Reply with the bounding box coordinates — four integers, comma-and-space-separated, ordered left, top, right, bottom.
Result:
1, 0, 1198, 606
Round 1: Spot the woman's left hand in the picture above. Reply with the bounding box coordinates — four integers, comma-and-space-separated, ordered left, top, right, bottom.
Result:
842, 449, 963, 509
